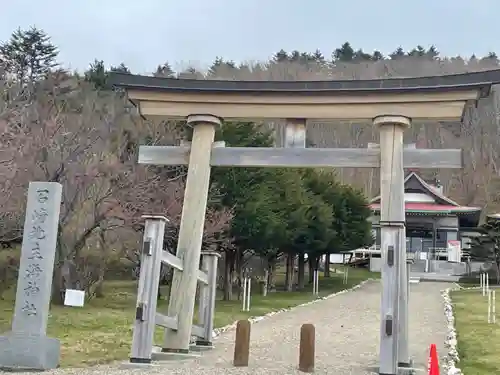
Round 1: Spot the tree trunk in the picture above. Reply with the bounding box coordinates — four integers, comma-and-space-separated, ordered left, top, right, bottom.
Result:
94, 230, 106, 298
285, 254, 290, 289
324, 253, 331, 277
267, 260, 276, 291
94, 265, 105, 298
285, 253, 295, 291
308, 258, 314, 284
51, 266, 65, 305
223, 252, 234, 301
51, 235, 65, 305
496, 260, 500, 285
298, 253, 305, 289
236, 249, 244, 300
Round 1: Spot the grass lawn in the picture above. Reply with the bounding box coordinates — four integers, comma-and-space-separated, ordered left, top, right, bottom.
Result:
0, 266, 376, 367
451, 288, 500, 375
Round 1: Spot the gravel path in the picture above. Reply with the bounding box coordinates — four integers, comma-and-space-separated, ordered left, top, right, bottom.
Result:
14, 280, 448, 375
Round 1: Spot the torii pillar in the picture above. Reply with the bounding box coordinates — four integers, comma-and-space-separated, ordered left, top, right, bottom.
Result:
374, 116, 410, 375
161, 114, 220, 353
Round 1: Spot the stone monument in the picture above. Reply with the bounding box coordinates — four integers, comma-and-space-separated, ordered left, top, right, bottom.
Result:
0, 182, 62, 370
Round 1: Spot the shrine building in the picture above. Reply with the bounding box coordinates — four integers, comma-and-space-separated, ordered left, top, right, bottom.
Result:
369, 171, 481, 260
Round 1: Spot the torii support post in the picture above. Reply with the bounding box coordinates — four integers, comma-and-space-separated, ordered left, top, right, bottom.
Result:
375, 116, 409, 375
162, 115, 220, 353
196, 251, 221, 348
130, 215, 168, 364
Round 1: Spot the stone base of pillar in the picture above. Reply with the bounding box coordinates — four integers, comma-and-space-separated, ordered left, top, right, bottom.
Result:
0, 332, 60, 370
194, 339, 213, 346
151, 351, 201, 361
190, 343, 214, 352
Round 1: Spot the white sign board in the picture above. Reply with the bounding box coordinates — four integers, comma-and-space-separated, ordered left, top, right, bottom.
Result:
447, 240, 461, 263
64, 289, 85, 307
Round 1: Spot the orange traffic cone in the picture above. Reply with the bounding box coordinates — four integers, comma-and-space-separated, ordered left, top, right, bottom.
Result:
428, 343, 440, 375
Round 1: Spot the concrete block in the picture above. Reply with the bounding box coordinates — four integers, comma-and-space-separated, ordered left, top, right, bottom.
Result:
0, 332, 60, 370
189, 344, 214, 352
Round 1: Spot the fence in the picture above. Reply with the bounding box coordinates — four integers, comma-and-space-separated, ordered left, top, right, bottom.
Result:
129, 215, 219, 364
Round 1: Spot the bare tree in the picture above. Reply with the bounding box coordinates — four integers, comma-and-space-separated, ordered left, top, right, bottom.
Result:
0, 71, 150, 302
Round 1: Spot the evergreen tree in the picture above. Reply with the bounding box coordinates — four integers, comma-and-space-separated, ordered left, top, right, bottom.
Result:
110, 63, 131, 74
84, 59, 108, 90
290, 50, 301, 62
470, 217, 500, 283
312, 49, 325, 64
273, 49, 289, 63
408, 45, 427, 58
390, 47, 406, 60
371, 50, 384, 61
333, 42, 355, 62
426, 45, 439, 59
353, 48, 372, 61
208, 57, 236, 77
0, 26, 58, 83
481, 52, 499, 65
154, 62, 175, 78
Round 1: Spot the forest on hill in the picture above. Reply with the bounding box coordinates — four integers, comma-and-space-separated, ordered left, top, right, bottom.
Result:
1, 26, 499, 303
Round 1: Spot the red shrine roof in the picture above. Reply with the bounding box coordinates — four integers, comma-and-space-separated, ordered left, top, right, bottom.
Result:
370, 172, 481, 216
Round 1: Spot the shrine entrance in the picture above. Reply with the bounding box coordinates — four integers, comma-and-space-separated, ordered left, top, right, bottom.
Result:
111, 70, 499, 375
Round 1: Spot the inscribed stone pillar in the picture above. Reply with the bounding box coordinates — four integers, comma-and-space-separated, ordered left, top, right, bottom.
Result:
374, 115, 410, 374
0, 182, 62, 370
162, 114, 220, 353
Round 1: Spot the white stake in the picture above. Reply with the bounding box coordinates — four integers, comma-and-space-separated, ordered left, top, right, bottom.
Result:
312, 270, 316, 295
486, 275, 490, 294
493, 290, 497, 324
488, 289, 492, 323
343, 267, 349, 285
246, 277, 251, 311
312, 270, 319, 296
316, 270, 319, 295
480, 272, 483, 294
242, 276, 251, 312
242, 276, 247, 311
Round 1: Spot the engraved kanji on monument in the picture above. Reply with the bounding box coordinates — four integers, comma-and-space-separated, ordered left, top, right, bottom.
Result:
0, 182, 62, 370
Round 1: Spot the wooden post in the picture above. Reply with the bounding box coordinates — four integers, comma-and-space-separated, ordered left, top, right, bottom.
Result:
162, 115, 220, 353
233, 320, 251, 367
298, 323, 315, 373
197, 254, 209, 338
197, 251, 220, 346
375, 115, 410, 374
130, 215, 168, 364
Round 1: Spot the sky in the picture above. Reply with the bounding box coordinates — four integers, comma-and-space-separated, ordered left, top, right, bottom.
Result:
0, 0, 498, 74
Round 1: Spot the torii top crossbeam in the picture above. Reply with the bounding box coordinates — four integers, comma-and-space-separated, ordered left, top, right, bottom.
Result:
110, 69, 500, 122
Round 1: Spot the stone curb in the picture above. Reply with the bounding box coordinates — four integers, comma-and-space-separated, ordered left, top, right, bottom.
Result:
211, 278, 377, 339
441, 287, 463, 375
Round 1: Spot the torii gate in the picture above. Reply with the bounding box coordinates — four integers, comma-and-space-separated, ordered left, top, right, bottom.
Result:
111, 70, 500, 375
